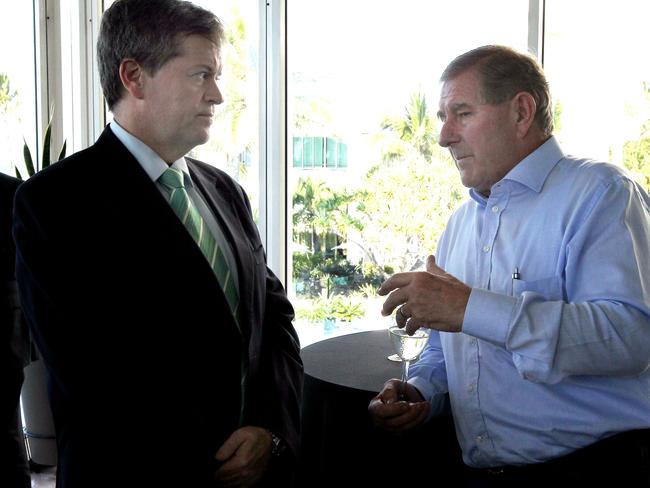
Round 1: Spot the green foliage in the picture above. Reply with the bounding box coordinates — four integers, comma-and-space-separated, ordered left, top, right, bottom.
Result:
553, 98, 563, 134
295, 298, 331, 322
295, 295, 366, 323
358, 91, 466, 274
292, 251, 327, 296
357, 283, 378, 298
380, 91, 438, 163
358, 155, 464, 273
291, 90, 466, 302
293, 251, 369, 298
192, 4, 255, 184
292, 176, 363, 252
623, 121, 650, 193
0, 73, 17, 114
15, 119, 67, 180
292, 95, 336, 134
329, 296, 365, 321
292, 176, 364, 291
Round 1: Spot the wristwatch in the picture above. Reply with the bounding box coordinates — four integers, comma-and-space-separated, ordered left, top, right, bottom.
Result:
270, 432, 287, 458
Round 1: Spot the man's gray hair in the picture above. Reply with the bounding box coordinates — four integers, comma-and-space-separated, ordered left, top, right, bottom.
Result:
441, 45, 553, 137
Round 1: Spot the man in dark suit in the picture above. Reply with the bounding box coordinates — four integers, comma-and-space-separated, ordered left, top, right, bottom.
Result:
12, 1, 303, 486
2, 173, 30, 488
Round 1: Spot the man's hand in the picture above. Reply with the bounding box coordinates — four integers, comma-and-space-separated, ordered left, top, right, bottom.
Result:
368, 379, 430, 433
379, 255, 471, 334
215, 426, 273, 487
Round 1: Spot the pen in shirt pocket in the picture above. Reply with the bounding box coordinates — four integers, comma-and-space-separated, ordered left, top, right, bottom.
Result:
511, 267, 521, 295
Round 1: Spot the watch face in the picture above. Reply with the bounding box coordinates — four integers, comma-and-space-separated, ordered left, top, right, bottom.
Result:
271, 433, 285, 456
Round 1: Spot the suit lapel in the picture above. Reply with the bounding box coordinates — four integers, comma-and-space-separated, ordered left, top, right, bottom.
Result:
94, 129, 200, 251
188, 161, 255, 341
92, 128, 243, 339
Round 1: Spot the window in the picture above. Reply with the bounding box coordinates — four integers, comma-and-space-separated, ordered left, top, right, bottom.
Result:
287, 0, 529, 346
0, 1, 37, 177
101, 1, 262, 222
190, 0, 261, 223
544, 0, 650, 192
9, 1, 649, 350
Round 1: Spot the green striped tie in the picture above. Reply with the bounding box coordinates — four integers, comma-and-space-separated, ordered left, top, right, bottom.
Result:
158, 168, 240, 321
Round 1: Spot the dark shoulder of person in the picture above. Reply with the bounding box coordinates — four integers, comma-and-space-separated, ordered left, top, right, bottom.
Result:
0, 173, 21, 280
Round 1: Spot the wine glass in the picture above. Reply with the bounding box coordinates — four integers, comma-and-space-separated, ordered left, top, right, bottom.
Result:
388, 326, 430, 397
386, 311, 404, 362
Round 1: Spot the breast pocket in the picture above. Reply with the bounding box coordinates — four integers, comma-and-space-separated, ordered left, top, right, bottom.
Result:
513, 275, 564, 301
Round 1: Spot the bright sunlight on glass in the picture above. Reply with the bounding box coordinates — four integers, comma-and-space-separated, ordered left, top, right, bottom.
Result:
288, 0, 650, 347
287, 0, 529, 346
0, 2, 37, 177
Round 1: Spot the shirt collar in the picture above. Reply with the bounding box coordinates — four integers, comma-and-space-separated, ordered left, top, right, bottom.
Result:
109, 120, 191, 186
468, 135, 564, 206
502, 136, 564, 193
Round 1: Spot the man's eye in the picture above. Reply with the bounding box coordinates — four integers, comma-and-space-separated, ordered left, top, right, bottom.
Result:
459, 112, 471, 118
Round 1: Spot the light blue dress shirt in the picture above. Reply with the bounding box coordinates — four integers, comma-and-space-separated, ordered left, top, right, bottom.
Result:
109, 121, 239, 291
409, 136, 650, 468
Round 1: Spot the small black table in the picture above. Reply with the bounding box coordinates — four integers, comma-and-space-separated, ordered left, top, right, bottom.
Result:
301, 329, 400, 393
297, 330, 462, 487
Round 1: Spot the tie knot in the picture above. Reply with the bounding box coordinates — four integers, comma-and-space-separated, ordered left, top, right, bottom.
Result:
159, 167, 185, 190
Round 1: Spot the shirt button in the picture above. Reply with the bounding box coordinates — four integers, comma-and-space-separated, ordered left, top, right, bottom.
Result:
468, 383, 476, 392
482, 245, 491, 253
475, 435, 483, 444
492, 205, 499, 213
469, 337, 477, 345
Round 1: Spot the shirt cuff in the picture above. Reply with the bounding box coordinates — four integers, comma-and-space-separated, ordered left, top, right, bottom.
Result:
409, 377, 448, 418
462, 288, 518, 347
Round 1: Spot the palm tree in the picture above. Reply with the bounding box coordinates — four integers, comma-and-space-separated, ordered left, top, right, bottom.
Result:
292, 177, 362, 254
292, 177, 323, 251
358, 90, 464, 273
379, 91, 436, 163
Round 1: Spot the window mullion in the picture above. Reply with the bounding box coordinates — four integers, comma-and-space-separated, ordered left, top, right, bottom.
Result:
261, 0, 287, 283
528, 0, 545, 64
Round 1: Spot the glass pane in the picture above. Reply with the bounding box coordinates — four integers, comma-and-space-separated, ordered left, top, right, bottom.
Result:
544, 1, 650, 193
293, 137, 303, 167
190, 1, 261, 223
288, 0, 529, 346
0, 1, 37, 178
338, 142, 347, 168
325, 137, 336, 167
313, 137, 324, 166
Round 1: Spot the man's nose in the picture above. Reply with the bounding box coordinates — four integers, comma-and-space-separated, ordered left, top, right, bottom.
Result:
207, 81, 224, 105
438, 120, 454, 147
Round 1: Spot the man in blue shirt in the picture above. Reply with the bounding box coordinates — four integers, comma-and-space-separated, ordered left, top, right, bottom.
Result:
369, 45, 650, 486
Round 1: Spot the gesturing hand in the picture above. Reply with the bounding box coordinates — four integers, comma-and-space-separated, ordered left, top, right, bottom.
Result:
379, 255, 471, 334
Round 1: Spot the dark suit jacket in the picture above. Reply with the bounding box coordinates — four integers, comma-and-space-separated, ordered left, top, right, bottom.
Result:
1, 172, 20, 281
13, 128, 303, 487
2, 173, 31, 488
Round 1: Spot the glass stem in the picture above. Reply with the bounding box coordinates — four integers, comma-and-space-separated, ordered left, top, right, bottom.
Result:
401, 360, 410, 399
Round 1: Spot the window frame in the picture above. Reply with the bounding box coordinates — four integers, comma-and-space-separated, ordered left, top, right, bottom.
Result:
40, 0, 546, 287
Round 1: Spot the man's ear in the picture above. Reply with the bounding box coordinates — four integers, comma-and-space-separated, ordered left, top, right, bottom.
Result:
511, 91, 537, 138
119, 59, 146, 99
